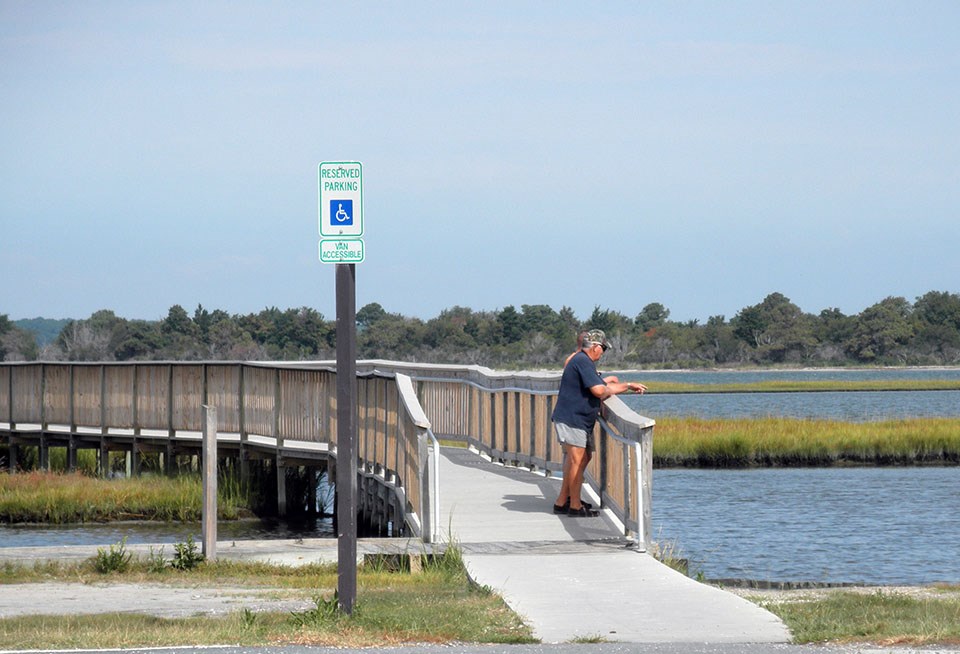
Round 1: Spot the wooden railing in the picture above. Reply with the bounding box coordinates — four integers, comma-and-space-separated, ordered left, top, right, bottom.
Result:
1, 360, 654, 548
354, 361, 655, 550
0, 362, 439, 542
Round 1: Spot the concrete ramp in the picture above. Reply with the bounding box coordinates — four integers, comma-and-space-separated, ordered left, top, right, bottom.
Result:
438, 447, 791, 644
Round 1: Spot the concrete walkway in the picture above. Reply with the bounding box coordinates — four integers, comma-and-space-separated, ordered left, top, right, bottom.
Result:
438, 447, 791, 644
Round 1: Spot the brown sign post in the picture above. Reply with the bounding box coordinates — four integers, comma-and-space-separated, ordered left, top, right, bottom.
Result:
335, 262, 358, 614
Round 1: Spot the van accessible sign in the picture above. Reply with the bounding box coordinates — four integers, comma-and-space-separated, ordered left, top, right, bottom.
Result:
319, 161, 364, 264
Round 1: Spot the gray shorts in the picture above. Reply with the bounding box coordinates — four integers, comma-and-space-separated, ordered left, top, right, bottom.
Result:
554, 422, 595, 453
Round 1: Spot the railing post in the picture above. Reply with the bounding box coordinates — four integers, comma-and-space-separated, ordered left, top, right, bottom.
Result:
238, 364, 249, 484
201, 405, 217, 560
39, 363, 47, 434
638, 426, 653, 552
68, 364, 75, 435
5, 365, 12, 428
99, 364, 106, 435
67, 364, 77, 472
419, 428, 439, 543
528, 393, 537, 466
132, 364, 139, 438
513, 391, 521, 463
545, 395, 554, 467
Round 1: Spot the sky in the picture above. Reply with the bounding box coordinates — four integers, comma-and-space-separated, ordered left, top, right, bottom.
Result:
2, 1, 958, 326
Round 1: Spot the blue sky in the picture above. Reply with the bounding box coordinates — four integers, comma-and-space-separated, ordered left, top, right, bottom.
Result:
2, 1, 958, 324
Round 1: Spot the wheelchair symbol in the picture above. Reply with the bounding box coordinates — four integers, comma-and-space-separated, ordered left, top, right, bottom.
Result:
329, 199, 353, 226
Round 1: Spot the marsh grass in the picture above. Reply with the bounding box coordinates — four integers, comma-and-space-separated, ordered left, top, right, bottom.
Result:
757, 589, 960, 645
654, 416, 960, 466
0, 552, 535, 649
0, 471, 248, 523
650, 535, 691, 576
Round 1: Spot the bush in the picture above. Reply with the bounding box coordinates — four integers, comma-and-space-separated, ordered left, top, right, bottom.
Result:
94, 537, 132, 573
170, 535, 205, 570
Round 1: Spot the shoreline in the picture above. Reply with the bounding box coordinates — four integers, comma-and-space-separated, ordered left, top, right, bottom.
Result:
724, 582, 960, 604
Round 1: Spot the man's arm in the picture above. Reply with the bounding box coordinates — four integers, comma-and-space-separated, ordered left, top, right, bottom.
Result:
589, 381, 647, 400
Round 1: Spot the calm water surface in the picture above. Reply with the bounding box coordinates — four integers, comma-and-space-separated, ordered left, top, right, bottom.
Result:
622, 389, 960, 421
0, 517, 333, 549
653, 466, 960, 585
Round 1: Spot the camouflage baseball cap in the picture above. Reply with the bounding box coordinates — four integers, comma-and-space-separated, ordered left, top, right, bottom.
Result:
583, 329, 609, 351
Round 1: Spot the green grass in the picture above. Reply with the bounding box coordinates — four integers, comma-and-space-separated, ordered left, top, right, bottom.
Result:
654, 416, 960, 466
4, 556, 959, 648
0, 550, 534, 650
755, 587, 960, 645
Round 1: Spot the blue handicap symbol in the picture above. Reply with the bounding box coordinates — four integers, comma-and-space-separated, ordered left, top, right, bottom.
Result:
330, 199, 353, 226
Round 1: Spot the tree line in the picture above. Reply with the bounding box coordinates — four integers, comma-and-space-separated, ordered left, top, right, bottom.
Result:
3, 290, 960, 368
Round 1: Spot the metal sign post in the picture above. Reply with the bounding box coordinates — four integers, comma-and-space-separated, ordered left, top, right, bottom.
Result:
335, 263, 358, 614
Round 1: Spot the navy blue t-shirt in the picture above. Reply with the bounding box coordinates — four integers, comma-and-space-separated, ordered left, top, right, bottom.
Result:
551, 351, 606, 431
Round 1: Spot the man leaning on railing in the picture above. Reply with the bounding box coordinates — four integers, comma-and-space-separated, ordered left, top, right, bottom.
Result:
551, 329, 647, 517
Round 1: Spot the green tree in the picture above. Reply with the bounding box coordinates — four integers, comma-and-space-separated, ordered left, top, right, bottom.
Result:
845, 296, 914, 362
731, 293, 816, 363
911, 291, 960, 363
424, 307, 478, 351
635, 303, 670, 332
497, 306, 524, 343
815, 308, 854, 344
114, 320, 163, 360
193, 304, 212, 343
357, 302, 388, 330
698, 315, 740, 364
358, 313, 425, 360
162, 305, 198, 338
269, 307, 332, 358
51, 310, 130, 361
913, 291, 960, 331
586, 306, 631, 335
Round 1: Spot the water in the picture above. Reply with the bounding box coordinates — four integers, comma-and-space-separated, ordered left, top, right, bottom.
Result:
653, 466, 960, 585
0, 517, 334, 549
627, 367, 960, 385
623, 389, 960, 421
619, 367, 960, 420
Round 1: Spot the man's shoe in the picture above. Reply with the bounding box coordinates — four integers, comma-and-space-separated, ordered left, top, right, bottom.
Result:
553, 499, 593, 513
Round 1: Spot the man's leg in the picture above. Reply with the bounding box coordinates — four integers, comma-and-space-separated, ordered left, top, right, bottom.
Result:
566, 444, 588, 510
554, 445, 573, 508
576, 450, 592, 499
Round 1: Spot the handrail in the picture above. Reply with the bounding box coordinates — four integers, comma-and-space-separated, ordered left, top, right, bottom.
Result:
1, 359, 652, 548
354, 360, 655, 550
